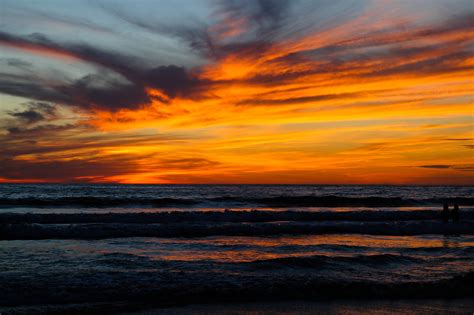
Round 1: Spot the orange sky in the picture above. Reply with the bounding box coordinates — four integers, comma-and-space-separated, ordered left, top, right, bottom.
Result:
0, 0, 473, 184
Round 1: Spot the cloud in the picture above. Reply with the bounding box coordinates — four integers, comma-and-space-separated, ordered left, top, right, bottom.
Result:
0, 123, 190, 159
454, 165, 474, 172
9, 109, 44, 124
214, 0, 290, 38
7, 102, 57, 125
2, 58, 32, 67
0, 0, 472, 184
0, 156, 138, 182
99, 1, 216, 58
419, 164, 451, 169
418, 164, 474, 172
107, 0, 293, 61
237, 91, 362, 106
145, 65, 204, 98
299, 13, 474, 57
0, 149, 219, 182
0, 124, 79, 160
2, 4, 470, 114
0, 74, 148, 111
156, 157, 219, 169
4, 124, 74, 137
0, 32, 209, 110
252, 13, 474, 83
64, 74, 151, 110
444, 138, 472, 141
362, 51, 472, 78
0, 121, 218, 182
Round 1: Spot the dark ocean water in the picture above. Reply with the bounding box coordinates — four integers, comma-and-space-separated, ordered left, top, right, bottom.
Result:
1, 184, 473, 210
0, 184, 473, 313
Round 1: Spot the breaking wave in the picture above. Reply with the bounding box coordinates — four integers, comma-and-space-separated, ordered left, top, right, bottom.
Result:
2, 220, 473, 240
246, 253, 424, 269
1, 209, 473, 224
1, 195, 473, 208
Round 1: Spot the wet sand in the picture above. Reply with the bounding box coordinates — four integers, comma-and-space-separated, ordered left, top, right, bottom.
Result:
122, 299, 474, 315
3, 299, 473, 314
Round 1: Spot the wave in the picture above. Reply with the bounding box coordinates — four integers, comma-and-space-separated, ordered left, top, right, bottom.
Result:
2, 210, 473, 224
2, 220, 473, 239
0, 197, 198, 208
1, 195, 473, 208
235, 196, 474, 207
246, 252, 474, 269
247, 253, 423, 269
96, 252, 469, 270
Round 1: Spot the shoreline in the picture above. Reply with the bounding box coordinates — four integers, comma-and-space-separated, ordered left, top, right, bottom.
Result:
126, 299, 474, 315
3, 299, 474, 315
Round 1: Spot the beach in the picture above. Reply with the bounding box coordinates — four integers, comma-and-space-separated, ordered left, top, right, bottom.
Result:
126, 300, 474, 315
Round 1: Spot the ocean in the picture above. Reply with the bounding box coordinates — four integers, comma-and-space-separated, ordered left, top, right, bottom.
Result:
0, 184, 473, 314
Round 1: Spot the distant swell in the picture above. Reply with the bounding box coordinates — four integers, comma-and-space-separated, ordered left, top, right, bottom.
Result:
1, 195, 473, 208
1, 210, 473, 224
1, 221, 473, 239
0, 197, 198, 208
247, 254, 423, 269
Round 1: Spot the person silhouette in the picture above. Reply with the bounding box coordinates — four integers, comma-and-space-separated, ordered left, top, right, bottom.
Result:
452, 204, 460, 222
442, 203, 450, 223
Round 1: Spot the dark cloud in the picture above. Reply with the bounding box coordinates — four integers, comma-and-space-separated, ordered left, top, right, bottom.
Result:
0, 156, 138, 182
106, 0, 291, 60
0, 4, 472, 113
0, 0, 312, 108
362, 52, 473, 78
0, 74, 148, 111
2, 58, 32, 67
260, 46, 471, 87
416, 12, 474, 38
237, 91, 362, 106
0, 121, 216, 182
0, 31, 209, 110
217, 0, 290, 37
208, 0, 292, 60
260, 13, 474, 82
0, 79, 75, 106
216, 40, 274, 60
0, 155, 220, 182
145, 65, 204, 98
0, 122, 194, 163
100, 2, 216, 58
62, 74, 151, 110
157, 158, 219, 169
0, 124, 80, 161
419, 165, 451, 169
454, 165, 474, 172
9, 109, 44, 124
418, 164, 474, 172
0, 65, 208, 110
7, 102, 57, 124
290, 13, 474, 60
0, 143, 219, 182
4, 124, 75, 137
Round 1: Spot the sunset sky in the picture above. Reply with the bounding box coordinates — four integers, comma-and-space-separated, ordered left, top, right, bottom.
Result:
0, 0, 472, 184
